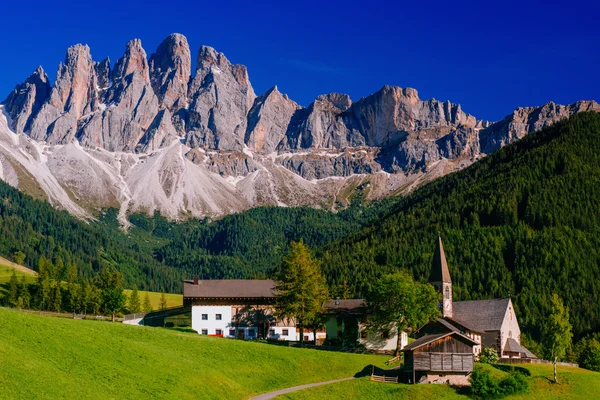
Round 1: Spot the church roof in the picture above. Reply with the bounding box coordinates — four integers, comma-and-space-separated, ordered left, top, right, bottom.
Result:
504, 338, 538, 359
429, 236, 451, 283
452, 298, 511, 332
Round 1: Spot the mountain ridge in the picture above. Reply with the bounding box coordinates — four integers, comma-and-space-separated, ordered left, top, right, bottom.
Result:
2, 33, 598, 222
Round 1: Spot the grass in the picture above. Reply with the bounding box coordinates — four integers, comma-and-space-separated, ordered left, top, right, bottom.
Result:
123, 289, 183, 310
0, 308, 386, 399
276, 363, 600, 399
0, 255, 37, 285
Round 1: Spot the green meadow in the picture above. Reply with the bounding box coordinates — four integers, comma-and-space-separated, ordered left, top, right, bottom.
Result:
277, 363, 600, 399
0, 308, 385, 399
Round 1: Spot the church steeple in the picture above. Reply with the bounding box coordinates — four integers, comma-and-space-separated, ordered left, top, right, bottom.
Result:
429, 235, 453, 318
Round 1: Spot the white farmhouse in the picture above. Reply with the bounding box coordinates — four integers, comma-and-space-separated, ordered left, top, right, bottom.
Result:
183, 278, 298, 341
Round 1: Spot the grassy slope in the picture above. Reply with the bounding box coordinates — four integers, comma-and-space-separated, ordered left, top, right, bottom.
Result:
277, 363, 600, 399
123, 289, 183, 309
0, 255, 37, 284
0, 308, 385, 399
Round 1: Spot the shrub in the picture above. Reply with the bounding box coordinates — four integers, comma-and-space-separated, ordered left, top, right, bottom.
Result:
470, 366, 529, 397
478, 346, 499, 364
470, 367, 500, 397
499, 370, 529, 395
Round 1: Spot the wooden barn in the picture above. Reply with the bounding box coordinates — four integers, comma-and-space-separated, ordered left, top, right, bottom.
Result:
401, 331, 477, 385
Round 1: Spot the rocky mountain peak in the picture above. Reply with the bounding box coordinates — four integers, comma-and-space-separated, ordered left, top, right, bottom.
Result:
95, 57, 111, 90
314, 93, 352, 112
112, 39, 150, 83
2, 65, 51, 133
149, 33, 191, 110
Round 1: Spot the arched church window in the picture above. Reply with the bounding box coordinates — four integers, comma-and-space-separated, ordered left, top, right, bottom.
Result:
509, 331, 513, 338
444, 286, 450, 300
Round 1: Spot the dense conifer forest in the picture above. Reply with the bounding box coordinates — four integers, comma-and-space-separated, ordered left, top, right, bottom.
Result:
0, 112, 599, 341
318, 112, 600, 340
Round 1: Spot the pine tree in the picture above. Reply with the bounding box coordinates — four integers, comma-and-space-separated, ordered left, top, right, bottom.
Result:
52, 283, 62, 312
143, 293, 153, 313
13, 251, 25, 266
96, 267, 126, 322
7, 272, 19, 307
274, 241, 329, 344
128, 287, 142, 313
159, 293, 167, 310
543, 293, 573, 383
18, 275, 31, 309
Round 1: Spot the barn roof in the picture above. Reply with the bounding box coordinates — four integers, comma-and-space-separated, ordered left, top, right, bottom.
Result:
429, 235, 451, 283
322, 299, 366, 316
183, 279, 276, 299
402, 331, 478, 352
452, 298, 511, 332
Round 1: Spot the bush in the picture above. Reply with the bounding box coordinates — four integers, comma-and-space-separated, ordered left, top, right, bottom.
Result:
576, 336, 600, 372
478, 346, 499, 364
470, 366, 528, 398
499, 370, 529, 395
470, 367, 500, 397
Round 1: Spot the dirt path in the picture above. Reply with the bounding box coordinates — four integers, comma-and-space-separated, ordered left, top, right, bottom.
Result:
249, 377, 355, 400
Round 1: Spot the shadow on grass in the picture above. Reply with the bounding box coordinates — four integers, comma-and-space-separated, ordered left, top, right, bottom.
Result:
491, 364, 531, 376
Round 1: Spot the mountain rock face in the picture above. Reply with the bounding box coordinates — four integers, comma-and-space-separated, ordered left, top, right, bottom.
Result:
1, 33, 598, 223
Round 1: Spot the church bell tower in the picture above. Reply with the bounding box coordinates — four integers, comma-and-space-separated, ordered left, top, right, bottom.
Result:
429, 235, 453, 318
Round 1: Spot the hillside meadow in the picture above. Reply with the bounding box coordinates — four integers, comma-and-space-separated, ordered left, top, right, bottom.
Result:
277, 363, 600, 399
0, 308, 385, 399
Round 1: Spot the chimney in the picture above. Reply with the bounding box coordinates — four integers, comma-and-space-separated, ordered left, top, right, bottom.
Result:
193, 275, 198, 285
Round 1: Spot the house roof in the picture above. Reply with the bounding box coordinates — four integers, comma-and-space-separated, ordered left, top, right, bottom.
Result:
429, 236, 451, 283
452, 298, 511, 332
402, 331, 478, 352
504, 338, 538, 359
322, 299, 366, 316
183, 279, 276, 299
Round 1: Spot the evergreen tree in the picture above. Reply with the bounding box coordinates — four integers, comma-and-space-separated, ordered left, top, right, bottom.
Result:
36, 256, 52, 310
96, 267, 126, 322
543, 294, 573, 383
128, 287, 142, 313
159, 292, 167, 311
7, 272, 18, 307
274, 241, 329, 344
52, 283, 62, 312
13, 251, 25, 266
143, 293, 153, 313
18, 276, 30, 309
366, 272, 440, 354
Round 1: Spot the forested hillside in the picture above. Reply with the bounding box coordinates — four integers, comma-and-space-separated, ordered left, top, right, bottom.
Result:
318, 112, 600, 339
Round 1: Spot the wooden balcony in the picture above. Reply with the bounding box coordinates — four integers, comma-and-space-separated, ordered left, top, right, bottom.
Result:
412, 352, 474, 372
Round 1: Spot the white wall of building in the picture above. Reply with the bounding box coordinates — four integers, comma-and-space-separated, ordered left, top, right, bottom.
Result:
191, 305, 233, 335
191, 305, 297, 340
499, 299, 521, 357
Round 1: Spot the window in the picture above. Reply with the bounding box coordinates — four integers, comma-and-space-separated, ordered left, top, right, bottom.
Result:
229, 329, 236, 336
202, 314, 208, 320
247, 329, 256, 337
444, 286, 450, 300
282, 329, 289, 336
201, 329, 208, 335
216, 314, 222, 321
360, 330, 368, 339
382, 329, 390, 340
216, 329, 222, 335
269, 329, 275, 336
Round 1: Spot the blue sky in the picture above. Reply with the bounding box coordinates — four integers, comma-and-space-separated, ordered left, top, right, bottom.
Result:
1, 0, 598, 121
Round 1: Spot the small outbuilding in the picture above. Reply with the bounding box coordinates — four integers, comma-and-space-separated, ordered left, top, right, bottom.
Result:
401, 331, 478, 385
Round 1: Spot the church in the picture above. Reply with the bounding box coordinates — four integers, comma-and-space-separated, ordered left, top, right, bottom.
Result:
420, 236, 536, 359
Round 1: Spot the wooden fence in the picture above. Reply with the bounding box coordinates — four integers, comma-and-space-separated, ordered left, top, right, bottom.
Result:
370, 374, 398, 383
498, 358, 578, 368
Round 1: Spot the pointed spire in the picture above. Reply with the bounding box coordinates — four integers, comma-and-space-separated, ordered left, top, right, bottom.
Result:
430, 235, 451, 284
